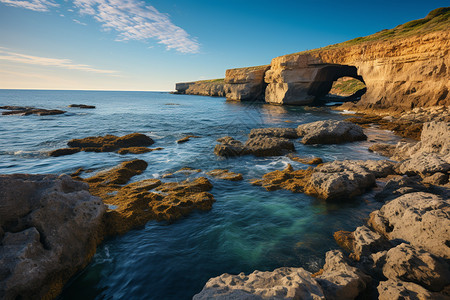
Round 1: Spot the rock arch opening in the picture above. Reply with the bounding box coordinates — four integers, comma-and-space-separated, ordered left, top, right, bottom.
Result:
308, 65, 366, 104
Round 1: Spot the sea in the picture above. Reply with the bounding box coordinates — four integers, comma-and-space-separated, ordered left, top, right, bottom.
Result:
0, 90, 401, 299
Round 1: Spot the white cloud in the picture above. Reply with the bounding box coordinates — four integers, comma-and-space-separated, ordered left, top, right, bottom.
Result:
0, 48, 119, 75
73, 18, 87, 25
0, 0, 58, 12
73, 0, 200, 53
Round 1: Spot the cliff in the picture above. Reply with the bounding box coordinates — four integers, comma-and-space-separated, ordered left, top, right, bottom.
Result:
175, 7, 450, 111
175, 79, 226, 97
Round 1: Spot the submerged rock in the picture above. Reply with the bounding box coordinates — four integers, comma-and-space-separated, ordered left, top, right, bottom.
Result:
50, 133, 155, 156
0, 105, 66, 116
206, 169, 243, 181
287, 154, 323, 165
297, 120, 367, 145
193, 267, 325, 300
368, 192, 450, 259
68, 104, 96, 109
176, 135, 200, 144
0, 174, 106, 299
117, 147, 163, 155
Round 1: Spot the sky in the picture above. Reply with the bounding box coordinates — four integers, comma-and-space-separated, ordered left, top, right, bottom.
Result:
0, 0, 448, 91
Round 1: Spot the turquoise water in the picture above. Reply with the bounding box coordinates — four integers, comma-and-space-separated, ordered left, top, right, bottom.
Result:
0, 90, 399, 299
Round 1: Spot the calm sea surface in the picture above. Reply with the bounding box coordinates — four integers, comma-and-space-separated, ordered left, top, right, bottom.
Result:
0, 90, 400, 299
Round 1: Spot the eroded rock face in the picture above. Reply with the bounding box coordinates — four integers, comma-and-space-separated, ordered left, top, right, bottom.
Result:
0, 174, 106, 299
315, 250, 371, 300
175, 80, 226, 97
193, 267, 325, 300
368, 192, 450, 259
377, 279, 442, 300
397, 153, 450, 176
383, 243, 450, 292
352, 226, 391, 261
50, 133, 155, 156
297, 120, 367, 144
224, 65, 270, 101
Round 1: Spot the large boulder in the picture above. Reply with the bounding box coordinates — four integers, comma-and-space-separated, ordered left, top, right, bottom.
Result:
297, 120, 367, 145
248, 128, 298, 139
315, 250, 371, 300
193, 267, 325, 300
214, 135, 295, 157
396, 153, 450, 176
383, 243, 450, 292
368, 192, 450, 259
377, 279, 445, 300
0, 174, 106, 299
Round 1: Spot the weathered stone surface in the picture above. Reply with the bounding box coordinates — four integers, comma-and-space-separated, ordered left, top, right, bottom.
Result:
249, 127, 298, 139
50, 133, 155, 156
206, 169, 243, 181
374, 176, 427, 202
333, 230, 355, 253
297, 120, 367, 145
368, 192, 450, 259
397, 153, 450, 176
193, 267, 325, 300
0, 174, 106, 300
352, 226, 391, 260
368, 143, 396, 158
383, 243, 450, 291
75, 160, 215, 235
316, 250, 371, 300
377, 279, 446, 300
417, 121, 450, 155
422, 172, 449, 186
224, 65, 270, 101
214, 137, 245, 157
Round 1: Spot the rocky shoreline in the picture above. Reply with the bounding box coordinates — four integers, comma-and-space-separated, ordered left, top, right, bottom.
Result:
1, 103, 449, 299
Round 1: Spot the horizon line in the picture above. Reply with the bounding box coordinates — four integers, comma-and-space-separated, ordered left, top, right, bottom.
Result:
0, 88, 174, 92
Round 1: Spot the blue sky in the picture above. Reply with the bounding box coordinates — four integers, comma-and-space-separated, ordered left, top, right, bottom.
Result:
0, 0, 447, 91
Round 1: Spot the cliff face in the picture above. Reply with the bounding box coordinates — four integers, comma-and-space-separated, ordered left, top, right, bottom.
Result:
267, 30, 448, 110
175, 80, 226, 97
224, 65, 270, 101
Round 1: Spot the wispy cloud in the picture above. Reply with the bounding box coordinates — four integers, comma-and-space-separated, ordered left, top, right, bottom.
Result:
0, 0, 58, 12
73, 0, 200, 53
0, 48, 119, 75
0, 0, 201, 54
73, 18, 87, 25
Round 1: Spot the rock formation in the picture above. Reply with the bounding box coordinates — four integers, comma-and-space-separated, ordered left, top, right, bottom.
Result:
224, 65, 270, 101
0, 174, 106, 299
49, 133, 155, 156
175, 79, 225, 97
176, 8, 450, 110
0, 106, 66, 116
297, 120, 367, 144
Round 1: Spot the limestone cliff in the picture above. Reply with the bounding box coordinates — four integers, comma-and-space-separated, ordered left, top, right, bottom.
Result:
175, 79, 225, 97
175, 7, 450, 111
224, 65, 270, 101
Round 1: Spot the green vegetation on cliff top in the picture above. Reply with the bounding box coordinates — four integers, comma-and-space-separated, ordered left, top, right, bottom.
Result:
289, 7, 449, 56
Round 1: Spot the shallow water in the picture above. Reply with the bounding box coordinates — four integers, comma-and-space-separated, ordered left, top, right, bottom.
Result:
0, 90, 400, 299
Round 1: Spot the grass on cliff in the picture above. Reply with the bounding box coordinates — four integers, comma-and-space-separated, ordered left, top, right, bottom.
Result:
288, 7, 449, 55
329, 77, 366, 96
